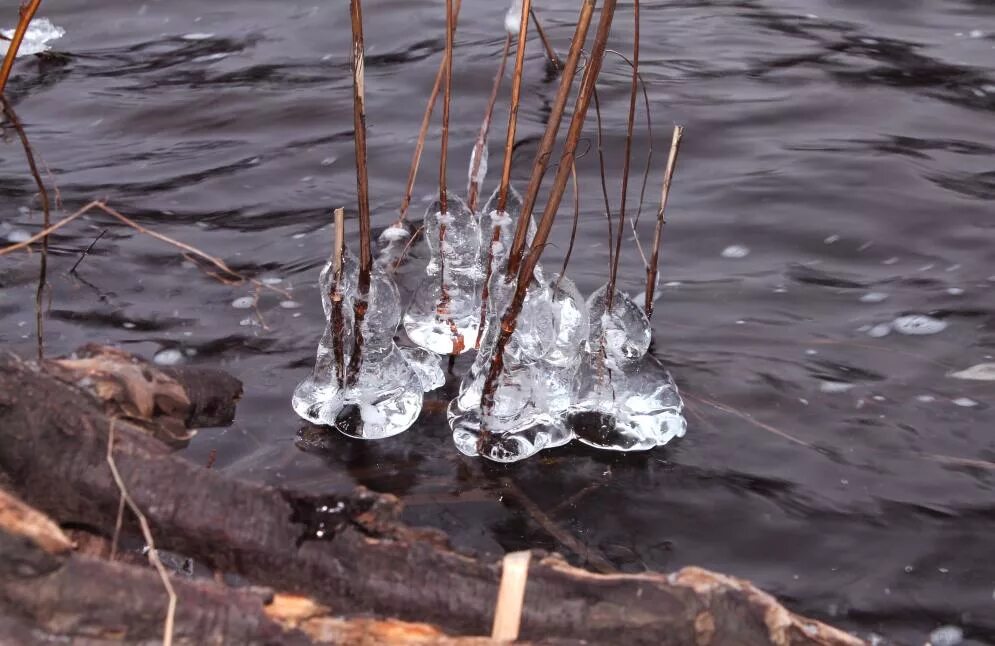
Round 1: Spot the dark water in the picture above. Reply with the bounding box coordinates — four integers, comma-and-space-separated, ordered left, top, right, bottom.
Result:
2, 1, 994, 643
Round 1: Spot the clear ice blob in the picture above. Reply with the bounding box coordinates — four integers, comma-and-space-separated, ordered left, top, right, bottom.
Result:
587, 285, 651, 369
1, 18, 65, 58
484, 275, 554, 364
617, 356, 686, 448
403, 274, 480, 355
545, 275, 590, 367
399, 345, 446, 393
424, 193, 480, 270
567, 349, 629, 449
333, 346, 424, 439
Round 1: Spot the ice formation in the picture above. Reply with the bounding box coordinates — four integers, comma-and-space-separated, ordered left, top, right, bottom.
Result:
0, 18, 65, 58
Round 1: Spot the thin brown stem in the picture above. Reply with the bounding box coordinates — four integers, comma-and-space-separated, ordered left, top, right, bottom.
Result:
332, 208, 346, 386
349, 0, 371, 289
591, 87, 614, 279
606, 0, 639, 311
529, 7, 562, 72
0, 0, 42, 96
481, 0, 618, 424
399, 0, 462, 221
439, 0, 455, 214
2, 96, 50, 361
555, 161, 581, 288
497, 0, 532, 213
468, 33, 511, 212
505, 0, 597, 279
645, 125, 684, 318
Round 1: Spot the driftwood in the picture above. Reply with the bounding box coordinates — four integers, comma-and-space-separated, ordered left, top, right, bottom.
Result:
0, 347, 864, 645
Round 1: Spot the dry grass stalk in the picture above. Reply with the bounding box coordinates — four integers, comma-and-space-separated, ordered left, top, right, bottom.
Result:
106, 418, 177, 646
2, 95, 51, 360
0, 0, 42, 96
399, 0, 463, 222
331, 208, 347, 386
605, 0, 640, 311
496, 0, 532, 212
481, 0, 618, 421
504, 0, 597, 279
439, 0, 455, 215
467, 33, 511, 213
556, 161, 581, 287
490, 550, 531, 641
644, 125, 683, 317
591, 88, 615, 275
348, 0, 371, 289
529, 7, 561, 72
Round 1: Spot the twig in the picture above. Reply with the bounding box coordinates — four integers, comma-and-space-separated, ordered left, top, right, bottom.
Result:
605, 0, 640, 312
348, 0, 372, 291
439, 0, 455, 215
645, 125, 684, 317
396, 0, 461, 222
496, 0, 532, 213
0, 201, 100, 255
505, 0, 597, 279
491, 550, 532, 641
529, 6, 562, 72
106, 418, 177, 646
682, 392, 811, 447
591, 88, 614, 277
332, 208, 347, 386
556, 161, 581, 287
501, 478, 616, 574
467, 33, 511, 213
69, 229, 107, 274
0, 0, 43, 96
482, 0, 617, 421
2, 94, 50, 361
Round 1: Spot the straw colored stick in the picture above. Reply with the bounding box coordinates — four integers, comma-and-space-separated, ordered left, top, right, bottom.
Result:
398, 0, 462, 221
467, 33, 511, 212
645, 125, 684, 317
439, 0, 455, 214
482, 0, 618, 420
332, 208, 347, 387
490, 551, 532, 641
529, 6, 561, 71
349, 0, 371, 289
504, 0, 597, 279
606, 0, 640, 311
496, 0, 532, 212
0, 0, 43, 96
333, 207, 345, 272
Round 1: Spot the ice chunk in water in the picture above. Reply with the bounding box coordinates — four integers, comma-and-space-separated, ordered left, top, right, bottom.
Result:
0, 18, 65, 58
484, 275, 554, 364
505, 0, 524, 35
404, 274, 480, 355
587, 285, 651, 369
545, 275, 589, 367
399, 346, 445, 392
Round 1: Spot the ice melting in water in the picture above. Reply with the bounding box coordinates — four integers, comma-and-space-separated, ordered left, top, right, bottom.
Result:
404, 193, 481, 355
893, 314, 947, 336
0, 18, 65, 58
293, 257, 423, 439
587, 285, 652, 369
504, 0, 524, 35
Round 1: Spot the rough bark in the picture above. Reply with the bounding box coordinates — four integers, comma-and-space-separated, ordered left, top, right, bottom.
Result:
0, 348, 864, 646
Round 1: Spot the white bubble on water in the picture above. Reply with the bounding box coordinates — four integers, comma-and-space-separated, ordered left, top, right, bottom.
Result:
893, 314, 946, 336
181, 32, 214, 40
721, 244, 750, 259
824, 234, 840, 244
231, 296, 255, 309
820, 381, 854, 394
280, 300, 301, 309
929, 625, 964, 646
867, 323, 892, 338
6, 229, 31, 243
153, 349, 184, 366
949, 363, 995, 381
261, 277, 283, 286
860, 292, 889, 303
916, 394, 936, 403
946, 287, 964, 296
952, 397, 979, 408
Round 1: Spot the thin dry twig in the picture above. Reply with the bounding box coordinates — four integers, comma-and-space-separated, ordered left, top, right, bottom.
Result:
467, 33, 511, 212
505, 0, 597, 278
0, 0, 43, 96
491, 550, 532, 641
106, 418, 177, 646
682, 391, 811, 447
496, 0, 532, 213
645, 125, 684, 317
591, 87, 614, 276
439, 0, 455, 215
556, 161, 581, 286
529, 6, 562, 71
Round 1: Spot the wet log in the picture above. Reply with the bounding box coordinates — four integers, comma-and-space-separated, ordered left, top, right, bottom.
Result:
0, 348, 864, 645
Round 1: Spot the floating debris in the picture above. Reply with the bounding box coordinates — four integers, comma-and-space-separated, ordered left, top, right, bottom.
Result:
892, 314, 947, 336
231, 296, 255, 309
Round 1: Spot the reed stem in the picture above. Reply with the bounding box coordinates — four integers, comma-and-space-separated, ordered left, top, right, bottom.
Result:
645, 125, 684, 318
504, 0, 597, 279
439, 0, 455, 215
496, 0, 532, 213
348, 0, 371, 290
0, 0, 43, 96
468, 33, 511, 212
481, 0, 618, 422
529, 7, 562, 72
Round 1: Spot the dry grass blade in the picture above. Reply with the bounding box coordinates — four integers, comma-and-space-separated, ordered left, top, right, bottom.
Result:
683, 392, 811, 447
106, 419, 177, 646
467, 33, 511, 212
2, 95, 51, 360
496, 0, 532, 212
0, 0, 43, 96
0, 200, 100, 255
645, 125, 684, 317
505, 0, 597, 278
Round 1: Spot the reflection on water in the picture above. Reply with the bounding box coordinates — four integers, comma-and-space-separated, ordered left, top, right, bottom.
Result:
1, 0, 993, 642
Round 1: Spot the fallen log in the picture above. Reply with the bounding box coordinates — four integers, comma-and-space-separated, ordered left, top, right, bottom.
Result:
0, 347, 864, 645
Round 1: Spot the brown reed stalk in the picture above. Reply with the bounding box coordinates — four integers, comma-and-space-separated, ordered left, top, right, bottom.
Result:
591, 88, 614, 278
504, 0, 597, 279
2, 95, 50, 361
496, 0, 532, 213
529, 7, 562, 72
467, 33, 511, 212
605, 0, 640, 311
398, 0, 462, 221
0, 0, 42, 96
481, 0, 618, 423
644, 125, 684, 318
331, 208, 347, 387
439, 0, 455, 215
